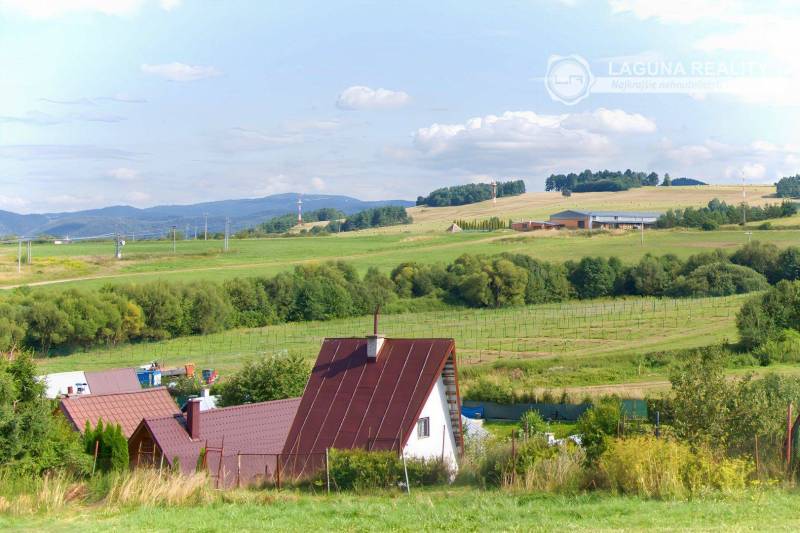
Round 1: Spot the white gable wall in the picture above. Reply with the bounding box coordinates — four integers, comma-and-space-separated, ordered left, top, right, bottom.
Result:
403, 375, 458, 470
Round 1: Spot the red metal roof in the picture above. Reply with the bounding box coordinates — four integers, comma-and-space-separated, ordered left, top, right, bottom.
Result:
282, 338, 461, 463
130, 397, 301, 484
84, 367, 141, 395
59, 387, 179, 437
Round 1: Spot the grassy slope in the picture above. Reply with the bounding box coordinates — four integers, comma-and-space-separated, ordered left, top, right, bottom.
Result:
0, 185, 790, 290
3, 488, 800, 532
36, 295, 752, 397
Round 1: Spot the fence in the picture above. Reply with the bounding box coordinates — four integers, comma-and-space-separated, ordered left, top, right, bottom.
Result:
201, 451, 329, 489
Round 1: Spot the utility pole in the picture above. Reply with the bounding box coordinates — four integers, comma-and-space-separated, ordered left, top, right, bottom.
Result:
491, 180, 497, 204
297, 196, 303, 224
223, 217, 230, 252
17, 239, 21, 273
745, 231, 753, 243
641, 217, 644, 246
115, 233, 123, 259
742, 176, 747, 225
204, 213, 208, 241
172, 225, 177, 253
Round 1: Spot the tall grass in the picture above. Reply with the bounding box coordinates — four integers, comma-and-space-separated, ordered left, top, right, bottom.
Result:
103, 470, 215, 507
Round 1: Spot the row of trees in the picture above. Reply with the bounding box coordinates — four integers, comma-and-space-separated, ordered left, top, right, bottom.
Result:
656, 199, 797, 230
452, 217, 509, 231
5, 241, 798, 356
415, 180, 526, 207
545, 169, 659, 193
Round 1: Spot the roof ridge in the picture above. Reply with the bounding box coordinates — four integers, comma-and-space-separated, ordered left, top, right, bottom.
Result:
62, 386, 167, 401
204, 396, 301, 415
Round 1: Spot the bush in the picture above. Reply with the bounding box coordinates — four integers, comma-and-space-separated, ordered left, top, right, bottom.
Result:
216, 352, 309, 407
576, 397, 621, 463
599, 436, 752, 499
83, 420, 129, 473
463, 378, 514, 404
520, 409, 547, 437
670, 262, 768, 297
327, 449, 451, 490
752, 329, 800, 365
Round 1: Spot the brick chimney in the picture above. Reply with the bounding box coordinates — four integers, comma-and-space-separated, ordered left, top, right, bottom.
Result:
187, 398, 201, 440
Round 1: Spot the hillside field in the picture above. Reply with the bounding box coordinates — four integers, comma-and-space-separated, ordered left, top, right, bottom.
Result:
36, 294, 769, 398
0, 186, 795, 290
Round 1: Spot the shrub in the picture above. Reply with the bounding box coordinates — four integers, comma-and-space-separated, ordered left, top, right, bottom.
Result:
216, 352, 309, 407
670, 262, 768, 297
326, 449, 451, 491
599, 436, 753, 499
752, 329, 800, 365
576, 397, 621, 463
463, 378, 514, 404
83, 420, 129, 473
520, 409, 547, 437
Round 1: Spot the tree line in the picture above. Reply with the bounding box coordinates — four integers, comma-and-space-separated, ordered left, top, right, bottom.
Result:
545, 169, 659, 193
656, 199, 797, 230
451, 217, 510, 231
415, 180, 526, 207
6, 241, 800, 356
238, 206, 411, 237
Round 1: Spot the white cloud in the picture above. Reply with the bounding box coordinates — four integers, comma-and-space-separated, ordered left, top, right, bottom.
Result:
219, 127, 302, 153
608, 0, 739, 24
336, 86, 410, 110
0, 0, 181, 18
562, 108, 656, 133
310, 177, 326, 191
412, 109, 654, 173
0, 195, 28, 210
108, 167, 139, 180
658, 139, 800, 183
141, 62, 220, 82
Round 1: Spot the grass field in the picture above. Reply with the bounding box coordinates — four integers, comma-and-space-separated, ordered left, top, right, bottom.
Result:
3, 488, 799, 532
36, 294, 752, 396
0, 185, 793, 290
2, 226, 798, 291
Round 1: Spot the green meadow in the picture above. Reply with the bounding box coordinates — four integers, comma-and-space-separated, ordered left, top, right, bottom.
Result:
3, 488, 799, 532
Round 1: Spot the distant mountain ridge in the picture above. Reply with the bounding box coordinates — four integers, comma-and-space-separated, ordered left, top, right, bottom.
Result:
0, 193, 414, 238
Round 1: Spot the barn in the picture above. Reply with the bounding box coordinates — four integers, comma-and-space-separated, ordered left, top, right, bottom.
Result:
549, 210, 660, 230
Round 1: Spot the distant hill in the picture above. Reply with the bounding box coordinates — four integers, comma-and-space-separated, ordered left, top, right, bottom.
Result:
0, 193, 414, 238
671, 178, 707, 186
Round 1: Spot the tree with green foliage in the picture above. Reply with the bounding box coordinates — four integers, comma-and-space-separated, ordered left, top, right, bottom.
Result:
217, 352, 309, 407
568, 257, 618, 299
83, 419, 129, 473
661, 173, 672, 186
416, 179, 525, 207
576, 397, 621, 462
0, 352, 90, 476
776, 175, 800, 198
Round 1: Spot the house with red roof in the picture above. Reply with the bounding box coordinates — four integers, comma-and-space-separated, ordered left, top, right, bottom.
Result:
59, 387, 180, 438
282, 333, 463, 476
128, 396, 300, 487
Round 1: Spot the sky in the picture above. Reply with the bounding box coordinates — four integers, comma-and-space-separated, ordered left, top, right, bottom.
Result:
1, 0, 800, 213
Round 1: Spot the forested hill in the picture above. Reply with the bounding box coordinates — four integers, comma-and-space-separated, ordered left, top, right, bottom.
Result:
545, 170, 660, 193
415, 180, 526, 207
0, 193, 414, 239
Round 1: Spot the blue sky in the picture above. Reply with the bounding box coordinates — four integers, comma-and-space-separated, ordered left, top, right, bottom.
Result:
1, 0, 799, 212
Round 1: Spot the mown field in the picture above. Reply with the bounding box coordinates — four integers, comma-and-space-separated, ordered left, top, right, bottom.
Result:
37, 294, 757, 397
3, 488, 800, 532
0, 185, 792, 290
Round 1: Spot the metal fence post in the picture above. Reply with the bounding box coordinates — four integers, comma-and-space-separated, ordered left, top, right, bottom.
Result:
325, 448, 330, 494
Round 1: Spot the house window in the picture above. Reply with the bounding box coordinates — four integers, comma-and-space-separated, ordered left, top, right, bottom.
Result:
417, 417, 430, 438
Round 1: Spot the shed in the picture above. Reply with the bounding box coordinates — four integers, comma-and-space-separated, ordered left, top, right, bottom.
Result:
129, 397, 301, 487
446, 223, 462, 232
282, 336, 463, 477
59, 387, 180, 438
